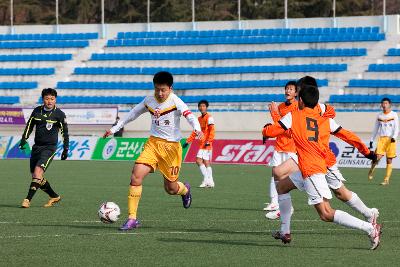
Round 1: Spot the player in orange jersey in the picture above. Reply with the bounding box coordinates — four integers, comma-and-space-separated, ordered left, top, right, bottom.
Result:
263, 84, 381, 250
264, 81, 298, 219
184, 100, 216, 188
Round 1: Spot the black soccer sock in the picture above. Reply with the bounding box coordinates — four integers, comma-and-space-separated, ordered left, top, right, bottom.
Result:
40, 179, 59, 198
26, 181, 41, 201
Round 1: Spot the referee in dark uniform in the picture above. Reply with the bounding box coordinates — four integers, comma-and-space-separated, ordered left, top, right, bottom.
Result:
19, 88, 69, 208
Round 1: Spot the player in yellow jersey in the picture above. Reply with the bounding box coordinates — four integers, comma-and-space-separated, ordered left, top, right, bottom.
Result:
368, 97, 399, 185
103, 71, 202, 231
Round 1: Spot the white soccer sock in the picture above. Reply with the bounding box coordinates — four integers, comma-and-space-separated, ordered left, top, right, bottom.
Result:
199, 164, 208, 181
206, 166, 213, 182
269, 178, 278, 205
333, 210, 374, 234
346, 192, 373, 219
278, 193, 292, 234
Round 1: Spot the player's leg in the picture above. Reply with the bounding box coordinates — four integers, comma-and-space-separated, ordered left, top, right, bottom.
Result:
381, 155, 394, 185
272, 176, 298, 243
159, 141, 191, 208
37, 148, 60, 207
327, 165, 379, 224
368, 137, 387, 180
163, 178, 191, 208
266, 155, 298, 218
120, 163, 152, 231
196, 150, 209, 187
306, 175, 381, 249
203, 151, 214, 187
273, 157, 299, 181
120, 138, 158, 230
265, 151, 283, 213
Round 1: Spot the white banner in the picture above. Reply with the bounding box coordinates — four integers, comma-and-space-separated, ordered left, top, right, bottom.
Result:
23, 107, 118, 125
3, 136, 98, 160
54, 136, 98, 160
330, 137, 400, 169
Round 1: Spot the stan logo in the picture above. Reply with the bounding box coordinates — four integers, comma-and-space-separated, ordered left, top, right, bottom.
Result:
46, 122, 53, 130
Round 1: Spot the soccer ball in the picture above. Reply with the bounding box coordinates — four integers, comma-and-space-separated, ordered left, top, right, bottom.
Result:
98, 202, 121, 223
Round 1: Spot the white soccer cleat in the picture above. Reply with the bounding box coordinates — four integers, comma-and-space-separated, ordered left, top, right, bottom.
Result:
368, 208, 379, 225
369, 223, 382, 250
265, 206, 294, 220
263, 202, 279, 211
199, 181, 208, 188
265, 210, 280, 220
207, 180, 215, 188
199, 180, 214, 188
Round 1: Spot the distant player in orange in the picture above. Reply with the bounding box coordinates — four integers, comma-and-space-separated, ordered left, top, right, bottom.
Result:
264, 81, 297, 219
184, 100, 215, 188
263, 84, 381, 250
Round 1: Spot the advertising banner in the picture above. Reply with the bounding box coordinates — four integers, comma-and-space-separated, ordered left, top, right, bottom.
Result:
0, 136, 12, 159
4, 136, 98, 160
185, 139, 276, 165
0, 107, 25, 125
330, 137, 400, 169
92, 138, 189, 161
23, 107, 118, 125
185, 138, 400, 168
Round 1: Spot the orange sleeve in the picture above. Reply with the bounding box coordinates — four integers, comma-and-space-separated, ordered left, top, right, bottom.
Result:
333, 128, 370, 156
262, 123, 286, 138
322, 104, 336, 119
206, 124, 215, 142
186, 131, 196, 143
270, 110, 281, 123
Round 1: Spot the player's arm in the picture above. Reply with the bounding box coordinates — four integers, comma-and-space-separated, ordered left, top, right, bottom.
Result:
175, 97, 202, 139
262, 112, 292, 138
103, 99, 147, 138
19, 110, 36, 149
320, 103, 336, 119
268, 102, 281, 123
392, 113, 399, 142
204, 117, 215, 148
369, 115, 379, 147
59, 112, 69, 160
330, 119, 375, 160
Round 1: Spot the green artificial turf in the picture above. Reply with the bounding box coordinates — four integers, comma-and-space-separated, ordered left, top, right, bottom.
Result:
0, 160, 398, 266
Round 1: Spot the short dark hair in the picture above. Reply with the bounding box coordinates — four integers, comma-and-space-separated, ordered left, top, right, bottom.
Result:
298, 84, 319, 108
285, 81, 297, 91
153, 71, 173, 87
297, 76, 318, 88
381, 97, 391, 104
198, 100, 209, 107
41, 88, 57, 98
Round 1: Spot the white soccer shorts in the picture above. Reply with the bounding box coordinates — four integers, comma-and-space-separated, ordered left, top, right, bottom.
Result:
325, 164, 345, 190
196, 149, 212, 161
269, 151, 298, 167
304, 173, 333, 206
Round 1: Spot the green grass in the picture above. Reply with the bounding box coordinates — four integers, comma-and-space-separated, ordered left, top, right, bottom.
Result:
0, 160, 398, 266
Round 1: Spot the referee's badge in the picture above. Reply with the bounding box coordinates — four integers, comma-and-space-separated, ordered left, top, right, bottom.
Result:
46, 122, 53, 130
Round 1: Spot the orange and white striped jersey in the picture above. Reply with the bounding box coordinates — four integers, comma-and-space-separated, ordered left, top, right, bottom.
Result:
187, 113, 215, 150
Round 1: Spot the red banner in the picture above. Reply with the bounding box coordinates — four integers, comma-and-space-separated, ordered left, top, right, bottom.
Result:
185, 139, 276, 165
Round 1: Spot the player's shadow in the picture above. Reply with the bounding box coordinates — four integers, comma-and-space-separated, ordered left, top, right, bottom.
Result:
158, 237, 368, 250
191, 206, 260, 212
0, 204, 27, 208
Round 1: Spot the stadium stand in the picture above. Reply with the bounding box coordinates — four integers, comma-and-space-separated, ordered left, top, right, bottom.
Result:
0, 25, 395, 110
